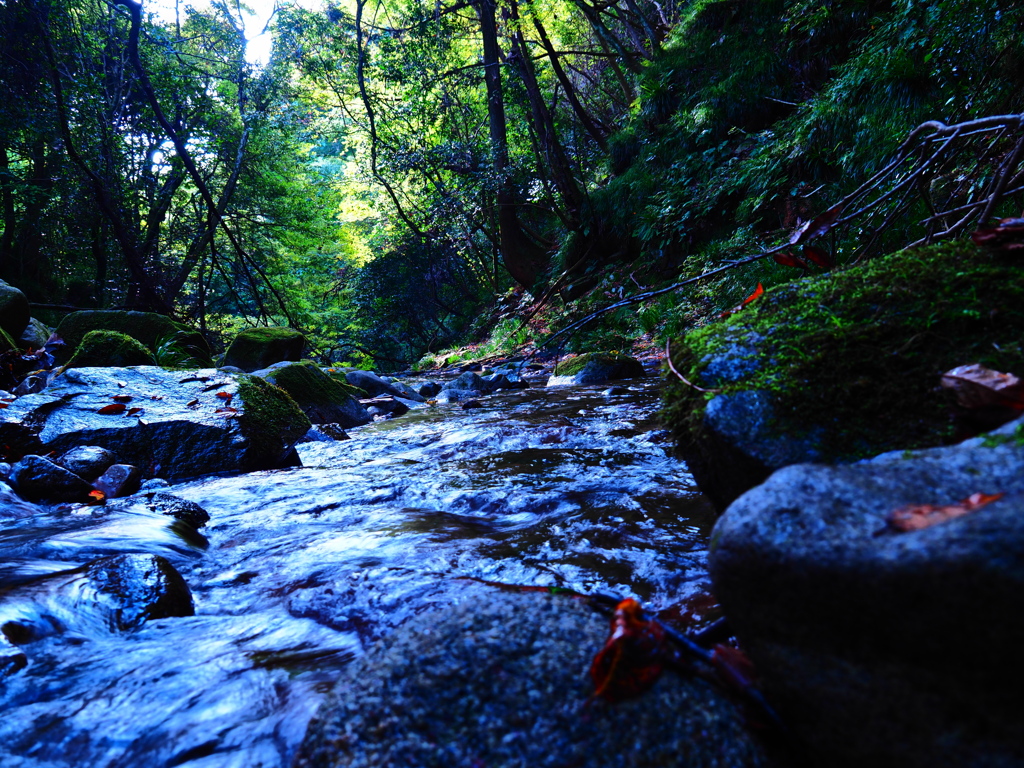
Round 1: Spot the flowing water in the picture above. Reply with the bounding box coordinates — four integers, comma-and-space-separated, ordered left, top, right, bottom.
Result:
0, 377, 717, 768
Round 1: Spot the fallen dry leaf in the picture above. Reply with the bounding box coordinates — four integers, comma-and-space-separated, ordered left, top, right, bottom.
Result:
790, 203, 843, 244
940, 363, 1024, 410
590, 598, 666, 702
97, 403, 127, 415
971, 217, 1024, 252
719, 283, 764, 319
887, 492, 1004, 532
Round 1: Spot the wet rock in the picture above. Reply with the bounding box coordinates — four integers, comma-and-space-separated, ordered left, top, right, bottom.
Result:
0, 463, 9, 482
295, 591, 768, 768
317, 423, 351, 441
483, 371, 528, 390
18, 317, 52, 351
9, 455, 93, 503
67, 330, 156, 368
0, 554, 194, 642
222, 326, 305, 372
547, 352, 645, 387
345, 370, 426, 402
709, 414, 1024, 768
417, 382, 442, 398
93, 464, 141, 499
259, 361, 372, 428
12, 375, 46, 396
57, 445, 117, 482
460, 399, 483, 410
442, 371, 488, 393
434, 388, 478, 404
139, 478, 170, 491
54, 310, 209, 366
0, 367, 309, 481
0, 633, 27, 677
662, 241, 1024, 512
146, 492, 210, 528
0, 280, 30, 342
361, 396, 409, 419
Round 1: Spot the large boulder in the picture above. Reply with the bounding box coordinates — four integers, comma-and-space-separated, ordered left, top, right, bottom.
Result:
0, 281, 30, 342
547, 352, 645, 387
67, 330, 156, 368
258, 361, 372, 428
344, 369, 425, 402
0, 367, 309, 481
663, 241, 1024, 511
295, 591, 769, 768
222, 326, 305, 372
708, 414, 1024, 767
53, 310, 209, 365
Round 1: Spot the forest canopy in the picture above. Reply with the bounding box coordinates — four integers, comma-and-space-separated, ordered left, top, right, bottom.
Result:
1, 0, 1022, 368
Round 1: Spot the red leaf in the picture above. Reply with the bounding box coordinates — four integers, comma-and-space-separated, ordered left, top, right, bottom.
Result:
887, 492, 1004, 532
773, 251, 807, 269
590, 598, 666, 702
186, 399, 200, 407
112, 394, 133, 403
790, 203, 843, 244
215, 406, 239, 416
86, 489, 106, 505
802, 244, 835, 269
971, 217, 1024, 252
215, 391, 233, 401
127, 407, 143, 416
97, 403, 127, 415
719, 283, 765, 319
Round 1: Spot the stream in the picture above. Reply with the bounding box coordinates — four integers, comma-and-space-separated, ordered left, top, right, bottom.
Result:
0, 377, 716, 768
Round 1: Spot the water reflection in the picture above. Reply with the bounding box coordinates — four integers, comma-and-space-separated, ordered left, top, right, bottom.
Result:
0, 378, 715, 767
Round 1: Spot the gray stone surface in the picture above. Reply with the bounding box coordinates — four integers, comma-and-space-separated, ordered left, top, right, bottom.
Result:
295, 591, 769, 768
57, 445, 117, 482
0, 367, 307, 481
709, 414, 1024, 767
345, 370, 426, 402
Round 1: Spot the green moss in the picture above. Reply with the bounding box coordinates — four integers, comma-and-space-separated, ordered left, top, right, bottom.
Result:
67, 330, 156, 368
55, 310, 209, 365
236, 375, 311, 462
664, 241, 1024, 462
323, 369, 370, 399
553, 352, 635, 377
266, 361, 363, 408
0, 325, 16, 352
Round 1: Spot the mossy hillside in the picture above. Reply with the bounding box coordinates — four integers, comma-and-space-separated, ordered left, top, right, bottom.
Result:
236, 375, 311, 465
54, 311, 209, 365
67, 331, 156, 368
663, 241, 1024, 463
223, 326, 305, 372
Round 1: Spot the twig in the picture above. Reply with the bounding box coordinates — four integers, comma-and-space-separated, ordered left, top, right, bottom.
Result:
665, 339, 722, 393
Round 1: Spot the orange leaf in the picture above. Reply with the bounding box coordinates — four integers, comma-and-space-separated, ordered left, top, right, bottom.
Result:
113, 394, 133, 403
215, 406, 239, 416
590, 598, 666, 702
97, 403, 127, 415
802, 244, 835, 269
127, 407, 143, 416
940, 364, 1024, 410
773, 251, 807, 269
186, 399, 200, 407
719, 283, 765, 319
215, 391, 233, 401
86, 489, 106, 505
887, 492, 1004, 532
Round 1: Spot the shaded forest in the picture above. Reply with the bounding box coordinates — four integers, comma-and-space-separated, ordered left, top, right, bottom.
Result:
2, 0, 1022, 369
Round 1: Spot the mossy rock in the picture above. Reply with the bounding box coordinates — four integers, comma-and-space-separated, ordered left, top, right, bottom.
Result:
663, 240, 1024, 511
54, 310, 209, 365
548, 352, 645, 386
236, 374, 312, 466
262, 361, 372, 427
0, 280, 30, 341
67, 330, 156, 368
223, 326, 305, 373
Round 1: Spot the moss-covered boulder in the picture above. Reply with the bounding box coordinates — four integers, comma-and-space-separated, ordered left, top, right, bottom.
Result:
54, 310, 209, 365
18, 317, 52, 350
67, 331, 156, 368
0, 281, 30, 341
259, 361, 372, 428
546, 352, 645, 386
663, 241, 1024, 511
223, 326, 305, 372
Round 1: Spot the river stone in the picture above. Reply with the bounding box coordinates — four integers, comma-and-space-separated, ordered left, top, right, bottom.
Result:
222, 326, 305, 372
9, 455, 93, 503
418, 381, 442, 398
0, 367, 309, 481
662, 241, 1024, 512
434, 388, 478, 404
0, 554, 194, 643
708, 414, 1024, 767
0, 280, 30, 341
57, 445, 117, 482
18, 317, 52, 351
295, 591, 768, 768
0, 632, 27, 677
345, 369, 426, 402
53, 310, 209, 365
145, 492, 210, 528
547, 352, 645, 387
93, 463, 141, 499
259, 361, 372, 428
441, 371, 488, 393
361, 396, 409, 418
